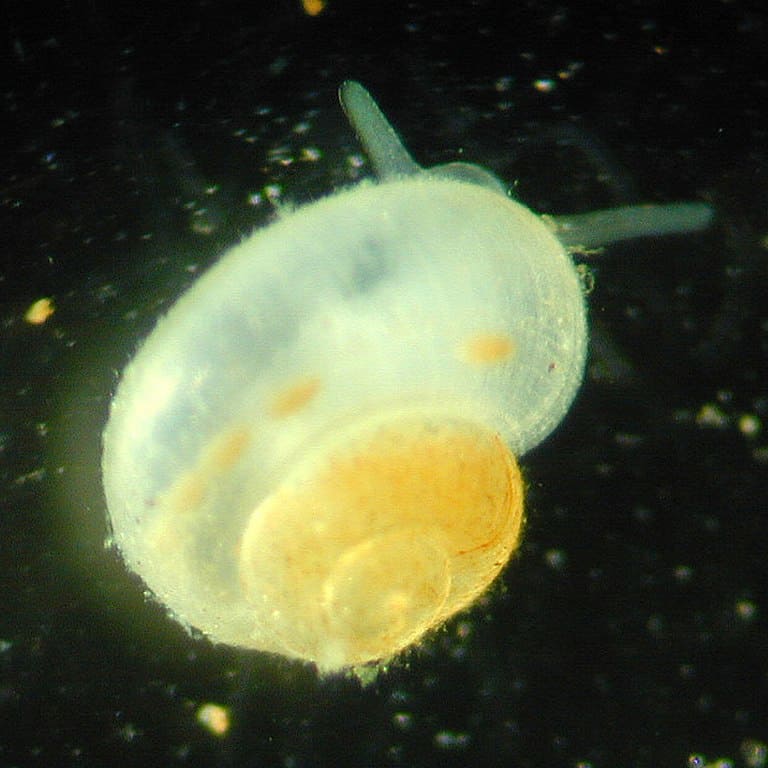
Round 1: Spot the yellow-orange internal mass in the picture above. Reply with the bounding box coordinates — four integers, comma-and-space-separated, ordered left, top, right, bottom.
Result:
238, 412, 524, 671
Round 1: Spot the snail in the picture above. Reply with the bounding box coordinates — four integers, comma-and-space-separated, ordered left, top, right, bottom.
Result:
102, 81, 713, 672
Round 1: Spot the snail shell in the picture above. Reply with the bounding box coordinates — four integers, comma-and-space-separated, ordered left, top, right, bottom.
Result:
102, 84, 587, 671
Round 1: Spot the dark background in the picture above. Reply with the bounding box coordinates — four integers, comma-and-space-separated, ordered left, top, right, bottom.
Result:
1, 1, 766, 766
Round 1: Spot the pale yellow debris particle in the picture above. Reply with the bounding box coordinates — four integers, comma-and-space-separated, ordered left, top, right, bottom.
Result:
695, 403, 729, 429
196, 703, 231, 737
735, 599, 757, 622
737, 413, 761, 438
24, 297, 55, 325
533, 78, 555, 93
302, 0, 326, 16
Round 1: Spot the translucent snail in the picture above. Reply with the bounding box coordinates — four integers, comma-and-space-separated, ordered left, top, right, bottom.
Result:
102, 81, 713, 672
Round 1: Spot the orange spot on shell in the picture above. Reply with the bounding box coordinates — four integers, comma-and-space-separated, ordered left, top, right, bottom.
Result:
164, 473, 205, 514
208, 428, 250, 471
269, 376, 321, 417
459, 333, 516, 364
158, 428, 250, 518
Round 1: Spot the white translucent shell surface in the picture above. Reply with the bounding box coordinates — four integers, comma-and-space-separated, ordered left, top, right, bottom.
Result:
102, 176, 587, 670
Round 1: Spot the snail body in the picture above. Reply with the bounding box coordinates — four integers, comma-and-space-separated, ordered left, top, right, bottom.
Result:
102, 82, 712, 671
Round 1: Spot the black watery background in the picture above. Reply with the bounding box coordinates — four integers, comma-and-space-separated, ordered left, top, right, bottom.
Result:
1, 1, 767, 767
